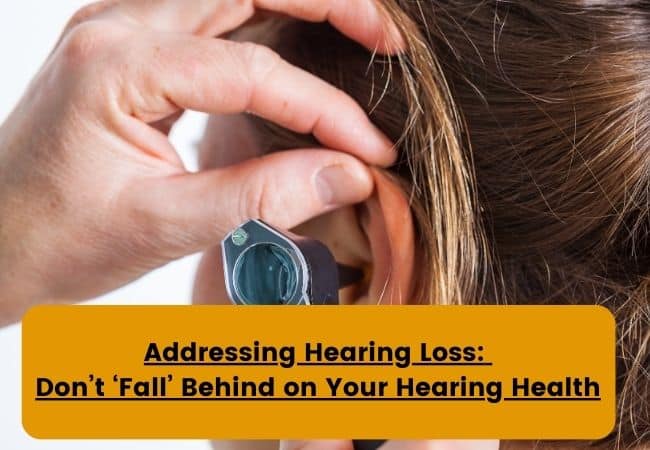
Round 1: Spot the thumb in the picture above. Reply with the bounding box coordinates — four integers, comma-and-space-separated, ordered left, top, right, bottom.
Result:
121, 149, 374, 258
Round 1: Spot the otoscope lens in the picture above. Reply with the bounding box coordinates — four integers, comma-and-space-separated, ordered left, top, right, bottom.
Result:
233, 243, 298, 304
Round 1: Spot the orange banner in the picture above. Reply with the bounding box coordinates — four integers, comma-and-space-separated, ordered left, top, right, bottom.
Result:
23, 305, 615, 439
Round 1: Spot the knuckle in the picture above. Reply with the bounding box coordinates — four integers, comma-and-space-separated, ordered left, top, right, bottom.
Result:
62, 22, 105, 65
232, 41, 282, 110
66, 1, 108, 29
239, 171, 275, 223
239, 176, 265, 222
60, 20, 119, 68
238, 41, 282, 83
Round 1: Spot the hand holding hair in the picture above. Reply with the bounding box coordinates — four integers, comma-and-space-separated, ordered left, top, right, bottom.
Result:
0, 0, 403, 325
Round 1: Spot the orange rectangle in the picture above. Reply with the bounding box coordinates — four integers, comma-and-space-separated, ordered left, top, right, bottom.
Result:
22, 305, 615, 439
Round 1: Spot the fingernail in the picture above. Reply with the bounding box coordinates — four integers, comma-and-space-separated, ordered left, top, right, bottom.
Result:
383, 18, 406, 52
359, 123, 397, 167
371, 0, 406, 53
315, 165, 371, 206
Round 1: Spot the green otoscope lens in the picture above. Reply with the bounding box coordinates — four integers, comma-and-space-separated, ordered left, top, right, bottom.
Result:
233, 243, 299, 304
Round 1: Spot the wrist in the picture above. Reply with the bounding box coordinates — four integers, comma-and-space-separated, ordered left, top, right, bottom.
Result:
0, 254, 49, 326
0, 211, 50, 326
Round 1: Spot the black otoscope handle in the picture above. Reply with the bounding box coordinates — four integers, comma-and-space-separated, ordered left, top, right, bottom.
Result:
353, 440, 386, 450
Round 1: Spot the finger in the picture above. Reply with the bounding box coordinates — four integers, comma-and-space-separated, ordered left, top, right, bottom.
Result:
380, 441, 500, 450
121, 149, 374, 257
66, 0, 404, 53
281, 440, 354, 450
75, 0, 254, 37
123, 35, 395, 166
254, 0, 405, 54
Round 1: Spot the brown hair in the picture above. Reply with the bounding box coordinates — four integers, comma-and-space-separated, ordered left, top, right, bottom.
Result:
247, 1, 649, 447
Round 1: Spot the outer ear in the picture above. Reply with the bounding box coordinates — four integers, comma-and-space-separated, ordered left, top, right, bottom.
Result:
359, 168, 415, 305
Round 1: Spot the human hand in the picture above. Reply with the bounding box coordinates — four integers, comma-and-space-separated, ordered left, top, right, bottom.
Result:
0, 0, 403, 325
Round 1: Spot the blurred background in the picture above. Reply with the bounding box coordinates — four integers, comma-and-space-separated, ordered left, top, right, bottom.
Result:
0, 1, 210, 448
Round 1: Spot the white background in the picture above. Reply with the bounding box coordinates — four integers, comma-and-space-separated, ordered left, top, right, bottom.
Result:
0, 1, 210, 448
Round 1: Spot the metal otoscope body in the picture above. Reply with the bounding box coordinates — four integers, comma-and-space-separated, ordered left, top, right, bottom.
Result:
222, 219, 385, 450
222, 219, 363, 305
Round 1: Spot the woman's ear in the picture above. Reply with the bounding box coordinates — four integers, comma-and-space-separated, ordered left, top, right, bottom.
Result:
356, 169, 415, 304
292, 168, 415, 305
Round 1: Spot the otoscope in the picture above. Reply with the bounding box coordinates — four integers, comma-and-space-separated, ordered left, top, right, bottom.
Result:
222, 219, 386, 450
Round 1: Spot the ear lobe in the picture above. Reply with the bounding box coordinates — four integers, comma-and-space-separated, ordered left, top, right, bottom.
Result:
359, 169, 415, 304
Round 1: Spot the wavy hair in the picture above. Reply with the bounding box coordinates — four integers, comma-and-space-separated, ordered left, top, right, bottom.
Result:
248, 1, 650, 447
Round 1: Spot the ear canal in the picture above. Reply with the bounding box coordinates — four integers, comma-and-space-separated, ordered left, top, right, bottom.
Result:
337, 263, 366, 288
